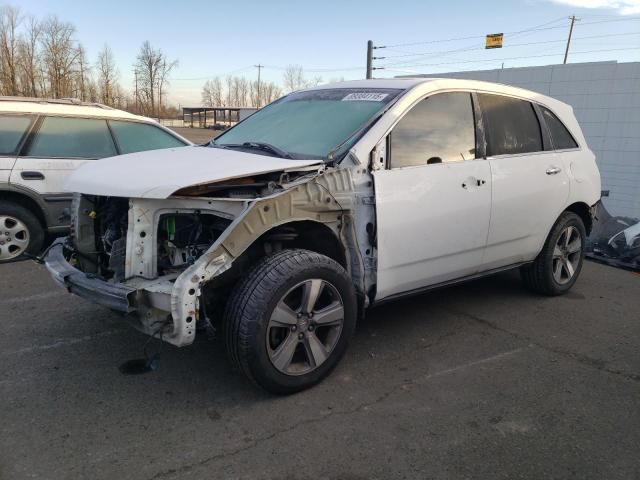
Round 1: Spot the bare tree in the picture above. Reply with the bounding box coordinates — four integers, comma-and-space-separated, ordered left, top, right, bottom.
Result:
201, 77, 224, 106
309, 75, 323, 87
40, 15, 79, 98
157, 57, 177, 116
282, 64, 307, 92
135, 41, 177, 117
236, 76, 250, 106
261, 82, 282, 104
96, 44, 118, 105
73, 44, 91, 101
0, 5, 22, 95
224, 75, 234, 107
17, 15, 41, 97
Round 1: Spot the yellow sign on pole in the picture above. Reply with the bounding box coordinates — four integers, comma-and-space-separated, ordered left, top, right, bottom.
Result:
485, 33, 504, 49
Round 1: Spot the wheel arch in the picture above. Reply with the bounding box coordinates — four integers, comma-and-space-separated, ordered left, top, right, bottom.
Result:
0, 187, 48, 228
564, 201, 592, 235
255, 220, 347, 268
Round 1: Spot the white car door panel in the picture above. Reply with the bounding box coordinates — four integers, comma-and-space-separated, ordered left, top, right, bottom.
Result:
374, 161, 492, 298
10, 157, 87, 195
483, 152, 570, 268
373, 91, 491, 300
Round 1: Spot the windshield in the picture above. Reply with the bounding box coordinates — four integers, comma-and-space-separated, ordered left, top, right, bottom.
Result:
213, 88, 403, 160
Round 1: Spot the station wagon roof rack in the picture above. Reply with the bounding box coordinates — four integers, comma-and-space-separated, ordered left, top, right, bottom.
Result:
0, 96, 114, 109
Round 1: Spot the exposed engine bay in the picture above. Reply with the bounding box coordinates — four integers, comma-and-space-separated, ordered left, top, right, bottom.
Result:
55, 162, 374, 348
156, 214, 231, 276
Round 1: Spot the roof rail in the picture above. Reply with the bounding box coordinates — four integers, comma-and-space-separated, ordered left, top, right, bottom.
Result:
0, 96, 114, 109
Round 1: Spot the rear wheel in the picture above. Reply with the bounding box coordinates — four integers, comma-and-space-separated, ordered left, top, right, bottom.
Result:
520, 212, 586, 296
0, 201, 44, 263
224, 249, 357, 394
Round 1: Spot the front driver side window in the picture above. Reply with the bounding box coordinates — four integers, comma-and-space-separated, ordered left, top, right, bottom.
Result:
109, 120, 186, 154
390, 92, 476, 168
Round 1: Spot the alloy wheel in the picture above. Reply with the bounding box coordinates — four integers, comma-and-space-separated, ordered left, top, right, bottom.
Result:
266, 278, 344, 376
0, 215, 30, 261
552, 225, 582, 285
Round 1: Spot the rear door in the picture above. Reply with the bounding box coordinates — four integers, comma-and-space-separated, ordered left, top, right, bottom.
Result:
477, 93, 570, 269
0, 114, 35, 184
374, 92, 492, 299
11, 116, 118, 228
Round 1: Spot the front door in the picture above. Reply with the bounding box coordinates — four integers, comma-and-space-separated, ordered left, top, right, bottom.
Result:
373, 92, 492, 300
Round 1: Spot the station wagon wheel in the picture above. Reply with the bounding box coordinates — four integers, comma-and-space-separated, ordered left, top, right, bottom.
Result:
0, 215, 30, 261
267, 279, 345, 376
0, 202, 44, 263
224, 249, 357, 394
552, 226, 582, 285
520, 211, 586, 296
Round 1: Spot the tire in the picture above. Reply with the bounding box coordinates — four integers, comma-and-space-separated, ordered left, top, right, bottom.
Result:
520, 211, 586, 296
0, 201, 45, 263
223, 249, 357, 394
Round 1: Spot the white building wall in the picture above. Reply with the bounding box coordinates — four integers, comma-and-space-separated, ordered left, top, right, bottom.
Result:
410, 61, 640, 218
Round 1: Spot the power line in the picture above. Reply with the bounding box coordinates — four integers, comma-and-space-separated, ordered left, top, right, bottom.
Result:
172, 65, 255, 81
376, 16, 640, 49
376, 46, 640, 71
380, 31, 640, 67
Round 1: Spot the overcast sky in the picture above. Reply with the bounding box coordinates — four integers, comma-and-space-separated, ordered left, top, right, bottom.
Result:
17, 0, 640, 105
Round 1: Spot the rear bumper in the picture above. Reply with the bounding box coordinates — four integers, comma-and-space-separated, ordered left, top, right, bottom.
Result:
44, 238, 137, 313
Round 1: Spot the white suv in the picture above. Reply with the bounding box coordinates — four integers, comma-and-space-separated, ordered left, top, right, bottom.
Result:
44, 79, 601, 393
0, 97, 190, 262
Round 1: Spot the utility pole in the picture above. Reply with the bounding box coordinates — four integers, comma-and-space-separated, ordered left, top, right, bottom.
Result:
134, 70, 138, 112
366, 40, 373, 79
254, 64, 263, 108
563, 15, 579, 64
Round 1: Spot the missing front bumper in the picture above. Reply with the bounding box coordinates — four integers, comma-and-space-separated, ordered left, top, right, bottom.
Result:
44, 238, 137, 313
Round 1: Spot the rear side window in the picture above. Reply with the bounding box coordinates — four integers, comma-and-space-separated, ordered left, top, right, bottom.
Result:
540, 106, 578, 150
478, 94, 542, 156
109, 120, 186, 154
0, 115, 32, 155
391, 92, 476, 168
27, 116, 116, 158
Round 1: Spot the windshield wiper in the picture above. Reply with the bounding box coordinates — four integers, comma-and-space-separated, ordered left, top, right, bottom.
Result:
219, 142, 293, 159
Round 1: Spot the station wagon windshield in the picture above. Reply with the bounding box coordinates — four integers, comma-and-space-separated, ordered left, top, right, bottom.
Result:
212, 88, 403, 160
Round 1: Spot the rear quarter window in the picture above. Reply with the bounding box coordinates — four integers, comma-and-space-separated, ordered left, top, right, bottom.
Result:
109, 120, 186, 154
0, 115, 33, 155
27, 116, 117, 158
540, 106, 579, 150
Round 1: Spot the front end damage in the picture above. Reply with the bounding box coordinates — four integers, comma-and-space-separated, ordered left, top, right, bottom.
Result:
45, 163, 376, 347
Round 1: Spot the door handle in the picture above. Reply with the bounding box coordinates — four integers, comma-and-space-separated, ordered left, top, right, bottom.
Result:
546, 166, 562, 175
462, 178, 486, 189
21, 171, 45, 180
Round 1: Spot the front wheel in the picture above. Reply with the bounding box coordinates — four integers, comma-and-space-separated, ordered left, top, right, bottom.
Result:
520, 211, 586, 296
224, 249, 357, 394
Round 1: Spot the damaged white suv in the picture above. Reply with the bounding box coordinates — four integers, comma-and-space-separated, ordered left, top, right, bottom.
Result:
45, 79, 601, 393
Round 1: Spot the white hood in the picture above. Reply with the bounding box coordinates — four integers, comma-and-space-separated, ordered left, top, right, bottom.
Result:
64, 146, 324, 199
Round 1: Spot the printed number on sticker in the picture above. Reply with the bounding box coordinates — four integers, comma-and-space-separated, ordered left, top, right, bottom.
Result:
342, 93, 389, 102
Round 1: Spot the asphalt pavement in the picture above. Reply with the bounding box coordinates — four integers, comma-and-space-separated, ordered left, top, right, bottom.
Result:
1, 259, 639, 480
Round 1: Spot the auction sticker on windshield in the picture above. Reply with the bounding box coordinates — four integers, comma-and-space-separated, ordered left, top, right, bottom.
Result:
342, 92, 389, 102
